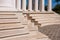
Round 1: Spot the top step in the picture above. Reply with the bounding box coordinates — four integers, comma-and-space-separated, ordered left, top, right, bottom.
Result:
30, 14, 60, 17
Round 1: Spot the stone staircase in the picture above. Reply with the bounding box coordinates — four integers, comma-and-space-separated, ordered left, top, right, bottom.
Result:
26, 12, 60, 27
0, 12, 47, 40
0, 0, 59, 40
0, 12, 31, 40
0, 12, 60, 40
23, 12, 60, 40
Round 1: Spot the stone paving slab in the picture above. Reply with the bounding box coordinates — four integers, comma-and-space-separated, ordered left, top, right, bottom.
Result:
38, 24, 60, 40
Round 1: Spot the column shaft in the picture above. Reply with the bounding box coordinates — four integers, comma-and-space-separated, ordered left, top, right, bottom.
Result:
28, 0, 32, 11
17, 0, 21, 10
40, 0, 45, 11
48, 0, 52, 11
35, 0, 38, 11
22, 0, 26, 11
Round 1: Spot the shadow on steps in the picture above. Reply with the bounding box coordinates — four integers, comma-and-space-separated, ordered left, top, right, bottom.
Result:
38, 24, 60, 40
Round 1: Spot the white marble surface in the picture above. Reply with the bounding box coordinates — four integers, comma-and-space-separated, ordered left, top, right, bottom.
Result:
0, 0, 14, 8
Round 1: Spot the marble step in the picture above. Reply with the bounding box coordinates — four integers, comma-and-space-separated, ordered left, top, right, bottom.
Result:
0, 23, 27, 29
0, 16, 17, 18
0, 13, 16, 15
0, 23, 25, 29
29, 38, 51, 40
30, 14, 60, 17
0, 32, 49, 40
0, 16, 17, 19
30, 16, 60, 18
41, 23, 60, 26
35, 19, 60, 22
0, 21, 20, 24
0, 36, 51, 40
32, 16, 60, 20
0, 27, 29, 38
38, 20, 60, 24
0, 19, 20, 23
36, 38, 51, 40
32, 18, 60, 21
0, 34, 30, 40
0, 13, 17, 19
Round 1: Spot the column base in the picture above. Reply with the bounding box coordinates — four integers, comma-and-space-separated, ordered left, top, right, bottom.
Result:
28, 9, 33, 11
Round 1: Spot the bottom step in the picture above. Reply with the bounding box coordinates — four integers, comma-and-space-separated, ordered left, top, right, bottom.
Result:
0, 34, 51, 40
0, 33, 29, 40
0, 28, 29, 38
41, 23, 60, 27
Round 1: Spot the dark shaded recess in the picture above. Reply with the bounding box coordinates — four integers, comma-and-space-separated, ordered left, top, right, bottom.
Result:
53, 4, 60, 14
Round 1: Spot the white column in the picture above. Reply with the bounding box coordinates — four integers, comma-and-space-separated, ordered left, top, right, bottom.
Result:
17, 0, 21, 11
28, 0, 32, 11
35, 0, 38, 11
22, 0, 26, 11
40, 0, 45, 11
48, 0, 52, 11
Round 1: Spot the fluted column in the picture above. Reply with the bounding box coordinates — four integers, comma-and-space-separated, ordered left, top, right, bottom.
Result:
28, 0, 32, 11
35, 0, 38, 11
17, 0, 21, 11
48, 0, 52, 11
22, 0, 26, 11
40, 0, 45, 11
